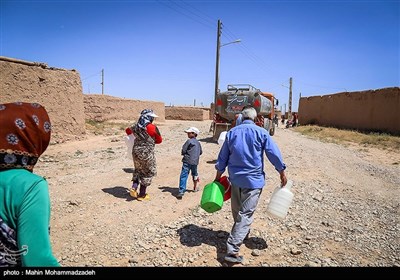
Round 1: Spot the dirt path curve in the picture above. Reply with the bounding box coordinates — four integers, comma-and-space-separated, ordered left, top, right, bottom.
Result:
36, 120, 399, 267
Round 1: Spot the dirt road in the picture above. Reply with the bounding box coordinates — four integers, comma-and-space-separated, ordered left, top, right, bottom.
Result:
36, 120, 399, 267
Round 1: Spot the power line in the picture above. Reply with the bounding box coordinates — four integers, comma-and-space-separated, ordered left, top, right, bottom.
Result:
156, 1, 349, 95
171, 0, 215, 27
157, 0, 214, 30
82, 70, 102, 81
295, 80, 348, 92
221, 24, 286, 88
178, 0, 216, 25
222, 22, 350, 93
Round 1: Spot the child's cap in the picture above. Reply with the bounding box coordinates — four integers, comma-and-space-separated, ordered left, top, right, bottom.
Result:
184, 127, 200, 135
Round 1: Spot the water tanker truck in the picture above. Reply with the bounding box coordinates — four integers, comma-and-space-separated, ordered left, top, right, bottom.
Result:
210, 84, 278, 141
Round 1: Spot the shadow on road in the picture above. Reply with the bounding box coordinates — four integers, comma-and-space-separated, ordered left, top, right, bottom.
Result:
102, 186, 135, 201
122, 168, 134, 173
159, 186, 184, 199
177, 223, 268, 266
177, 223, 227, 265
198, 137, 217, 144
159, 185, 177, 195
159, 186, 200, 200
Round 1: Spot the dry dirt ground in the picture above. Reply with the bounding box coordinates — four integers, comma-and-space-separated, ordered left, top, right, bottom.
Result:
35, 120, 399, 267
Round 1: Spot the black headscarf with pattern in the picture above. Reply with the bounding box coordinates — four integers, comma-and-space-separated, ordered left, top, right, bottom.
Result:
136, 109, 155, 130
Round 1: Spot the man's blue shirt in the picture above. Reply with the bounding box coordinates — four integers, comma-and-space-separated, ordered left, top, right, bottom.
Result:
215, 119, 286, 189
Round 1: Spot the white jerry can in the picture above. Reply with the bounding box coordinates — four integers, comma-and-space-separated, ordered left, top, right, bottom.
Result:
266, 180, 294, 219
218, 131, 227, 146
124, 134, 135, 160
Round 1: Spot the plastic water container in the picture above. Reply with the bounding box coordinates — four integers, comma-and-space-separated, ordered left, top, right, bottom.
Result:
200, 181, 225, 213
266, 180, 294, 219
124, 134, 135, 160
218, 131, 227, 146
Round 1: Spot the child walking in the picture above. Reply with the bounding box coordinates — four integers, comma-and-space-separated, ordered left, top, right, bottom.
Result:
177, 127, 203, 199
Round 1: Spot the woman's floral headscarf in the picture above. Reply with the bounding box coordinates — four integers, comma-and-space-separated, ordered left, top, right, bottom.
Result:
0, 102, 51, 171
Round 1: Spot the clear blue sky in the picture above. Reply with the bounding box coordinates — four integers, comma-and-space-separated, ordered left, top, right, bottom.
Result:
1, 0, 399, 112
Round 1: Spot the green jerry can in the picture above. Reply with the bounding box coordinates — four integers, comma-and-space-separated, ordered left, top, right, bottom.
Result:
200, 181, 225, 213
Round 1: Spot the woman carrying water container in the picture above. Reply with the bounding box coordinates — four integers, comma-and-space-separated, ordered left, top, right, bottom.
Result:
214, 106, 288, 264
129, 109, 162, 201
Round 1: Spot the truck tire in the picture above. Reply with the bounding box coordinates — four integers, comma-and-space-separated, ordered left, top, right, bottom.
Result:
213, 124, 229, 142
269, 122, 275, 136
263, 118, 275, 136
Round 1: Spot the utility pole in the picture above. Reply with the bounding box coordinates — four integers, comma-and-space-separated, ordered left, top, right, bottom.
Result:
214, 19, 222, 107
288, 77, 293, 120
101, 69, 104, 95
299, 92, 301, 112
